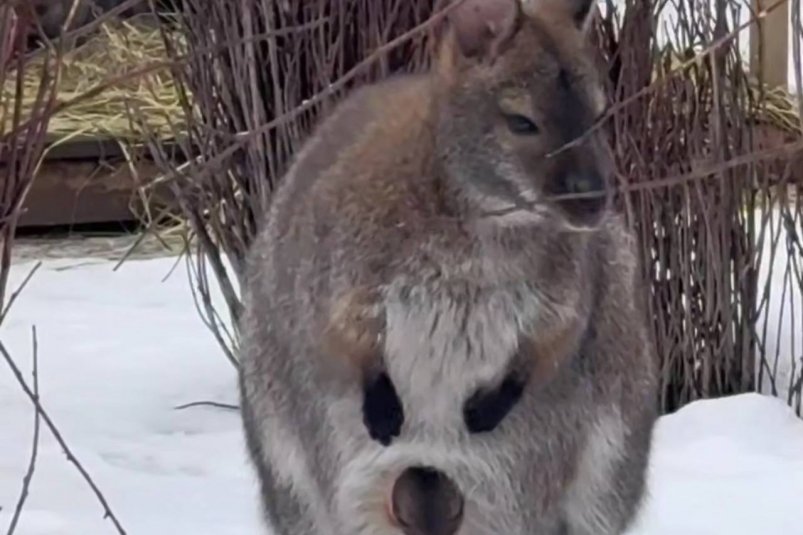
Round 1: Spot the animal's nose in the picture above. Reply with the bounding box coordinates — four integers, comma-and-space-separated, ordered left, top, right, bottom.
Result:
555, 170, 611, 227
565, 171, 606, 196
388, 466, 464, 535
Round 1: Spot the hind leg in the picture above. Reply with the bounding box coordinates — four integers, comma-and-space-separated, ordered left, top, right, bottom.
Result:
563, 410, 654, 535
255, 462, 317, 535
240, 393, 318, 534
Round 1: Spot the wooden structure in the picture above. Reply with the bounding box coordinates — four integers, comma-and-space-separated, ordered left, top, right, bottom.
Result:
17, 136, 171, 229
750, 0, 790, 89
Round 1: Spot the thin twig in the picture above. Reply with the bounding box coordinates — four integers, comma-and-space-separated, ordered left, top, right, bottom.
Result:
174, 401, 239, 411
0, 339, 127, 535
0, 262, 42, 326
6, 326, 40, 535
161, 0, 466, 186
111, 231, 149, 272
485, 136, 803, 217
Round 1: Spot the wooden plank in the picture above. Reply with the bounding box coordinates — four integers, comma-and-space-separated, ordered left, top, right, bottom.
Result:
750, 0, 789, 89
42, 136, 129, 161
7, 132, 187, 228
17, 157, 172, 228
40, 134, 181, 161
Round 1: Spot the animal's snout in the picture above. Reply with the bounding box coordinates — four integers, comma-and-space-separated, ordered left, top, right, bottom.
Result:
565, 171, 606, 197
388, 466, 464, 535
554, 169, 611, 228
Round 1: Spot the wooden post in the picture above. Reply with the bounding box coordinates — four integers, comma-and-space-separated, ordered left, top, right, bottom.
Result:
750, 0, 790, 89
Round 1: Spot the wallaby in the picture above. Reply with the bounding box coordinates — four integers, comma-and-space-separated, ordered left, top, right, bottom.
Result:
239, 0, 658, 534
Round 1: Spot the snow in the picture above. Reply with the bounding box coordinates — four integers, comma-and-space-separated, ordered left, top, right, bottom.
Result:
627, 394, 803, 535
0, 258, 261, 535
1, 254, 802, 535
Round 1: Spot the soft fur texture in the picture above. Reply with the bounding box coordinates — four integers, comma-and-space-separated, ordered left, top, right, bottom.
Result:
238, 0, 659, 533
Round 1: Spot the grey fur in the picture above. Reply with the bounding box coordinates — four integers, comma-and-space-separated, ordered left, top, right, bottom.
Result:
238, 0, 658, 533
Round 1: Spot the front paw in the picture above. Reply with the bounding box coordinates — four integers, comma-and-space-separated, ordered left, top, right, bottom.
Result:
363, 372, 404, 446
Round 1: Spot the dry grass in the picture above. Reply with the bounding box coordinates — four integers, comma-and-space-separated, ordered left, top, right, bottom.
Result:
1, 16, 183, 142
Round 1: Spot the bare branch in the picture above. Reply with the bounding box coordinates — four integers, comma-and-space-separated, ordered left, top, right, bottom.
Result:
0, 339, 128, 535
174, 401, 239, 411
0, 262, 42, 326
5, 326, 40, 535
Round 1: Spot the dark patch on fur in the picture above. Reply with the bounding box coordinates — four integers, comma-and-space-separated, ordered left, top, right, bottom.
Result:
363, 372, 405, 445
463, 372, 526, 433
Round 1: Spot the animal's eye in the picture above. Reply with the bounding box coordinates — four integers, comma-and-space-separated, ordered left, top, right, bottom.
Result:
463, 373, 525, 434
504, 114, 539, 135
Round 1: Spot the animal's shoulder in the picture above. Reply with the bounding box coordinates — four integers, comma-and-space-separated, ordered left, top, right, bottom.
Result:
263, 73, 436, 241
286, 72, 433, 194
307, 75, 437, 212
589, 214, 647, 324
245, 74, 442, 303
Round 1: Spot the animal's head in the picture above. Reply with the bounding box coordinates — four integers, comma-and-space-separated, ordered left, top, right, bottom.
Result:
432, 0, 613, 230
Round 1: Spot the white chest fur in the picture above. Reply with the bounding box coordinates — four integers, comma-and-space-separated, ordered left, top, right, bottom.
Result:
329, 277, 590, 535
381, 278, 543, 431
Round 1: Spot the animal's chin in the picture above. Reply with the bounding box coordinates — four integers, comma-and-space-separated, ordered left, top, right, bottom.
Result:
554, 196, 611, 232
469, 194, 545, 227
483, 207, 545, 227
469, 193, 614, 235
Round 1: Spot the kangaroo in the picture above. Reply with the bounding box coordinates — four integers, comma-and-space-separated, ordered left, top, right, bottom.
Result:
238, 0, 658, 534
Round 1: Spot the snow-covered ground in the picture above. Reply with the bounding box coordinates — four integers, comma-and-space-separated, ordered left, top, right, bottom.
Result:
0, 258, 260, 535
1, 252, 802, 535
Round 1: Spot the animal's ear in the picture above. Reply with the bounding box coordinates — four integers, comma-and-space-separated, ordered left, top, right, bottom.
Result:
440, 0, 522, 61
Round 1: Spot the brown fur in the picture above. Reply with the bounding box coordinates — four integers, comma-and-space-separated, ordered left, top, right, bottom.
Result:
518, 311, 587, 388
321, 287, 386, 377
